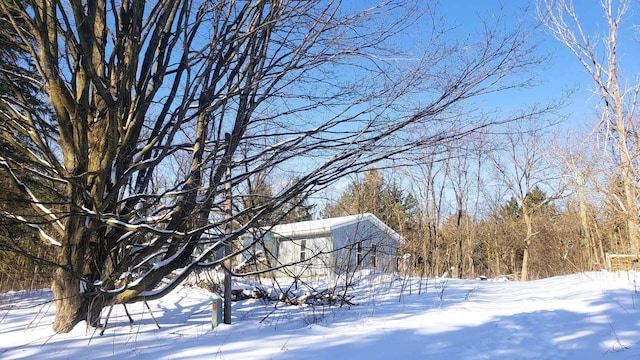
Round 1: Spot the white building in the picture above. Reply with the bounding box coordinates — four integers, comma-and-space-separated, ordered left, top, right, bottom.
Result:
241, 213, 403, 277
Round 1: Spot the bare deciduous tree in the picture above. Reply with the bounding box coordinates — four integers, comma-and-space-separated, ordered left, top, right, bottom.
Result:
488, 119, 564, 281
553, 129, 605, 269
538, 0, 640, 254
0, 0, 546, 333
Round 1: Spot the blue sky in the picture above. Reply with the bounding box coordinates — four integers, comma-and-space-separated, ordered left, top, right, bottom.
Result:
320, 1, 640, 216
287, 1, 639, 214
435, 0, 639, 129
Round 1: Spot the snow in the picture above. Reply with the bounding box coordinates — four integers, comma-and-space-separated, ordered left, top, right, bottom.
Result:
104, 217, 185, 237
9, 215, 63, 246
1, 271, 639, 359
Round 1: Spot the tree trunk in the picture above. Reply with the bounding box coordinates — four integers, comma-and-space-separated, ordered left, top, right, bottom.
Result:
457, 210, 463, 278
51, 193, 108, 332
611, 58, 639, 255
421, 230, 429, 276
51, 268, 85, 333
576, 173, 592, 269
51, 269, 106, 333
625, 194, 639, 254
521, 245, 530, 281
520, 211, 533, 281
465, 230, 474, 278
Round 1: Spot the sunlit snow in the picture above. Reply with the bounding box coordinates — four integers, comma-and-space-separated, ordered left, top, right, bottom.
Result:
1, 271, 639, 359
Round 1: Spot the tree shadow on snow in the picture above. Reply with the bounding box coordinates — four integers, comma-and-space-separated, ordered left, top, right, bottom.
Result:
3, 281, 640, 360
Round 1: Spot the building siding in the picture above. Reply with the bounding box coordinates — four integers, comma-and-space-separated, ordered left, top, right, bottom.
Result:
277, 235, 333, 277
232, 214, 401, 278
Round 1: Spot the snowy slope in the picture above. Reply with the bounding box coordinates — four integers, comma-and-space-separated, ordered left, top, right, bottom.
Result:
1, 271, 639, 359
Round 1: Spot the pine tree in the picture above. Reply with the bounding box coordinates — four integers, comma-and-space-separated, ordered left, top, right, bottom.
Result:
325, 169, 415, 235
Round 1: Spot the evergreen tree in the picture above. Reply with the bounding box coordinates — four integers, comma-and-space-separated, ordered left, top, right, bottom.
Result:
325, 168, 415, 235
238, 173, 315, 226
279, 193, 316, 223
0, 1, 58, 291
524, 186, 550, 211
501, 197, 522, 219
500, 186, 552, 220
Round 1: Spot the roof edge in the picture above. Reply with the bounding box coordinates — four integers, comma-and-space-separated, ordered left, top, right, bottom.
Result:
269, 213, 405, 244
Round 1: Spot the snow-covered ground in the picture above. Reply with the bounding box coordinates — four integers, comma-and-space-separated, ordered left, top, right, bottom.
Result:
1, 271, 639, 359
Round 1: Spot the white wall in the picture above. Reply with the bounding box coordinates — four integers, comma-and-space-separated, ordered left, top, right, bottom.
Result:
272, 218, 400, 278
332, 221, 398, 274
277, 235, 333, 277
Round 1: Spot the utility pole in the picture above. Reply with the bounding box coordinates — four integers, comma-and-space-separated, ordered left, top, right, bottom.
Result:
223, 133, 232, 324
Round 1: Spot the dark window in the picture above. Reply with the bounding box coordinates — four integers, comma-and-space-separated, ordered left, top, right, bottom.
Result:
357, 241, 363, 265
371, 244, 377, 268
300, 239, 307, 261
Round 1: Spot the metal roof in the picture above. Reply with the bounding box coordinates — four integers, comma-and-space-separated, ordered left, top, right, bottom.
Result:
268, 213, 404, 243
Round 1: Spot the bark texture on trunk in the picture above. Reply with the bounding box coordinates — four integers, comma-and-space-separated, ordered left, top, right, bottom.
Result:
52, 269, 107, 332
51, 269, 86, 333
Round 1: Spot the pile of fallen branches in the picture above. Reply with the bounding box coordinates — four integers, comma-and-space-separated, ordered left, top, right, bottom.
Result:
231, 286, 355, 307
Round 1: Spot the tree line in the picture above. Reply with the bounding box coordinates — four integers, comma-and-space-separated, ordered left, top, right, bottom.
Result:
324, 155, 624, 282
